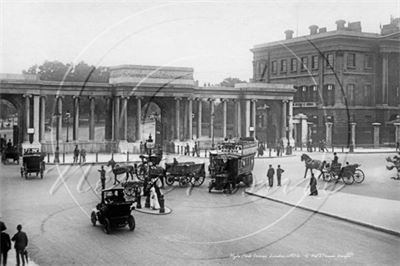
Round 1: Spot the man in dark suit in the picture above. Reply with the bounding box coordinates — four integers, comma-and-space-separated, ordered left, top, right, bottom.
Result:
267, 165, 275, 187
11, 224, 28, 266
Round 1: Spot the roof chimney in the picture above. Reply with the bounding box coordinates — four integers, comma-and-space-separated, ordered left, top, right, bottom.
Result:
319, 27, 327, 33
336, 19, 346, 30
309, 25, 319, 35
284, 29, 294, 40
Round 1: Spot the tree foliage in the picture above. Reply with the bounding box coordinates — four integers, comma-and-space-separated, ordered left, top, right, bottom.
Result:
219, 77, 246, 87
23, 60, 109, 83
23, 61, 109, 123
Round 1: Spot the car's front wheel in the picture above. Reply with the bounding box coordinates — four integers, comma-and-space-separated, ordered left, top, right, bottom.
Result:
128, 215, 135, 231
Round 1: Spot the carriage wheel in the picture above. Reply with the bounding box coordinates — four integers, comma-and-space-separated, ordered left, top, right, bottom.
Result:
91, 212, 97, 226
103, 218, 111, 234
354, 169, 365, 183
190, 174, 205, 187
165, 175, 175, 186
342, 174, 354, 185
128, 215, 135, 231
244, 174, 253, 187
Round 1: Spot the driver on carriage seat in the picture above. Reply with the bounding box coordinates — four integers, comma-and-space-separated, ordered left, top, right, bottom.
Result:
331, 152, 339, 167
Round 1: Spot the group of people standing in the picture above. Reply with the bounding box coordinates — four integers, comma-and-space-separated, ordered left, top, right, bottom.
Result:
1, 222, 28, 266
73, 145, 86, 163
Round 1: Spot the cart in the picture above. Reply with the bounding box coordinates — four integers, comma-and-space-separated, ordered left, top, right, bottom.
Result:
20, 151, 45, 179
164, 161, 205, 187
1, 146, 19, 164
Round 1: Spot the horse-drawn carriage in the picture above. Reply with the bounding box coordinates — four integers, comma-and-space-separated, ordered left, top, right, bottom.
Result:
301, 153, 364, 185
1, 146, 19, 164
320, 162, 364, 184
164, 161, 205, 187
208, 138, 257, 193
20, 150, 46, 179
91, 187, 136, 234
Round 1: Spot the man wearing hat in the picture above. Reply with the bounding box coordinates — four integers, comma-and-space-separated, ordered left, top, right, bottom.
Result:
11, 224, 28, 266
0, 221, 11, 266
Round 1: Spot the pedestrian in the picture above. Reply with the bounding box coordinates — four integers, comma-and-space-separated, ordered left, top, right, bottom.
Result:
309, 173, 318, 196
11, 224, 28, 266
0, 221, 11, 266
73, 145, 79, 163
98, 165, 106, 189
139, 141, 144, 154
267, 164, 275, 187
276, 142, 280, 157
277, 165, 284, 186
80, 148, 86, 163
185, 143, 189, 155
258, 143, 264, 157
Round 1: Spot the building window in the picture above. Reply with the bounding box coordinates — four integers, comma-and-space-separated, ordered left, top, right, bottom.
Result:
271, 61, 277, 74
312, 55, 318, 69
311, 85, 318, 102
325, 53, 334, 69
290, 58, 297, 72
301, 57, 308, 71
323, 84, 335, 106
346, 84, 355, 106
364, 84, 372, 105
347, 53, 356, 68
364, 54, 373, 69
280, 59, 287, 73
259, 62, 267, 79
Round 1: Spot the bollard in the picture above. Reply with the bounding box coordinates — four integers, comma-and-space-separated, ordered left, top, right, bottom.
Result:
63, 152, 65, 163
127, 152, 129, 162
269, 148, 272, 157
176, 145, 179, 154
111, 152, 114, 160
47, 153, 50, 163
96, 152, 98, 163
332, 146, 334, 152
342, 146, 344, 152
159, 194, 165, 214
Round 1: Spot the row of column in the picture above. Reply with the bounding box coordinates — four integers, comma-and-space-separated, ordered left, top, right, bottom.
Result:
174, 97, 293, 143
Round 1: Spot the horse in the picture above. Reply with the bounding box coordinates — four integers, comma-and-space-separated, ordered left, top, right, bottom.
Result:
107, 159, 135, 185
386, 156, 400, 180
301, 153, 326, 179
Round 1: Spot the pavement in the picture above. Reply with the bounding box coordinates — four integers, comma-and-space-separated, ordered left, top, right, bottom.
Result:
245, 170, 400, 237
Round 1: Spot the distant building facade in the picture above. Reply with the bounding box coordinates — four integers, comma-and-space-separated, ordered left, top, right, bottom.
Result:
251, 18, 400, 146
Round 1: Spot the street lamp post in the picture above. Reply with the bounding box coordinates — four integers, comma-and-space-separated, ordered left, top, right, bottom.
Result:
53, 111, 61, 163
64, 111, 71, 142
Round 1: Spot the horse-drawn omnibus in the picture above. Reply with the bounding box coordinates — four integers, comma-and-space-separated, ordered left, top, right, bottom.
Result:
208, 138, 257, 193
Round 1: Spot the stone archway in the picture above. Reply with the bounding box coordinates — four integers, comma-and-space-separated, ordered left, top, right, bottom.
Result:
0, 94, 23, 147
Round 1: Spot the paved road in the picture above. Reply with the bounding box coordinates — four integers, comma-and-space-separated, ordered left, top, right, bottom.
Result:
0, 153, 399, 265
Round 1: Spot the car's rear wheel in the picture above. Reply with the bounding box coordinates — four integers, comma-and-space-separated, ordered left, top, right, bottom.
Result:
103, 218, 111, 234
128, 215, 135, 231
91, 212, 97, 226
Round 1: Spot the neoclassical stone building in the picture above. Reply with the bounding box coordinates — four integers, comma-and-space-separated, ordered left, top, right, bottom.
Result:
0, 65, 296, 153
251, 18, 400, 147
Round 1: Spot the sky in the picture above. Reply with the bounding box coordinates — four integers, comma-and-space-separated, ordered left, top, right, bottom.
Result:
1, 0, 399, 84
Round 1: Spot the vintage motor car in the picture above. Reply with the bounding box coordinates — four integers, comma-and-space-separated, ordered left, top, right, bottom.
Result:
208, 138, 257, 193
2, 145, 19, 164
91, 188, 136, 234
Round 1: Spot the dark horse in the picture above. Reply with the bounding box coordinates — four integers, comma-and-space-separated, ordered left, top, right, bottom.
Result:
301, 154, 325, 179
107, 159, 135, 185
